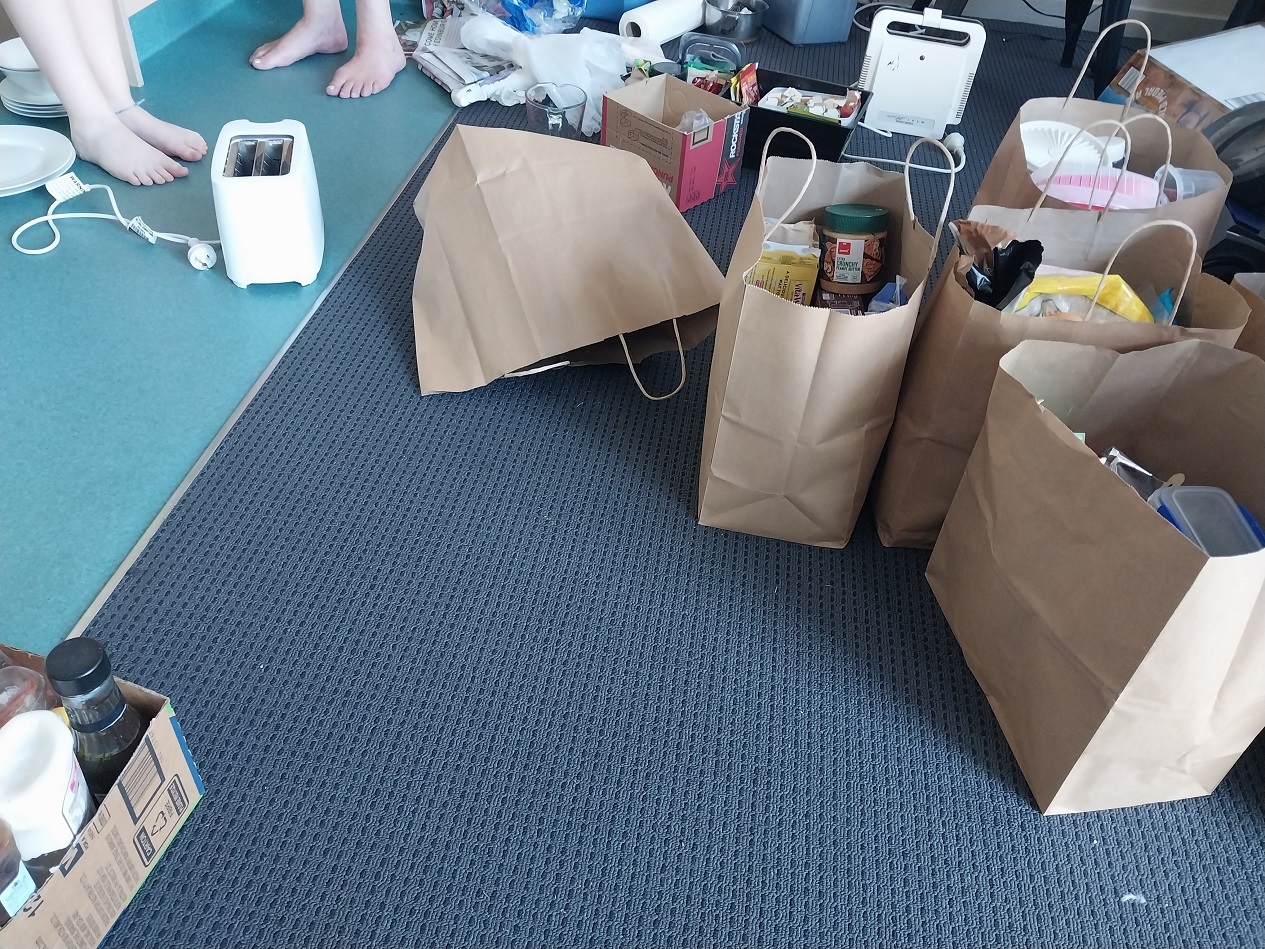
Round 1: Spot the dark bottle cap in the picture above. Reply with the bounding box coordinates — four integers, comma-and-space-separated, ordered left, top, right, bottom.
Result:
45, 638, 112, 698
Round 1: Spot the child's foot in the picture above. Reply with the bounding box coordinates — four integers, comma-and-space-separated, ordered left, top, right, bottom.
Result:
71, 116, 187, 186
326, 38, 406, 98
117, 108, 207, 162
251, 16, 348, 70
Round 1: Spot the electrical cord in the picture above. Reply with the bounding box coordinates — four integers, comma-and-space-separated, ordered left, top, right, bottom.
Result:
843, 131, 967, 175
1020, 0, 1102, 19
12, 173, 220, 266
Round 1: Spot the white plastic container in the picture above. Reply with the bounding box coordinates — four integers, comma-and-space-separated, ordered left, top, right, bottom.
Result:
1153, 165, 1225, 203
0, 710, 93, 865
1031, 163, 1160, 211
210, 119, 324, 289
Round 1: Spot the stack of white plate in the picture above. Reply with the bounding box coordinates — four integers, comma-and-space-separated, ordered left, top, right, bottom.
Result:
0, 37, 67, 119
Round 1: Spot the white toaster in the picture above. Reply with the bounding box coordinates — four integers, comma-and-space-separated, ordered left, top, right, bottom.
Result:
210, 119, 324, 288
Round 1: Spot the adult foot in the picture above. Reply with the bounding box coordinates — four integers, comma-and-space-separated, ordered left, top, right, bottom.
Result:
72, 116, 187, 186
326, 38, 406, 98
250, 16, 348, 70
118, 107, 207, 162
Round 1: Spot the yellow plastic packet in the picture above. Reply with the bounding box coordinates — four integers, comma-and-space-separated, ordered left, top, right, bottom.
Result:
1012, 273, 1154, 323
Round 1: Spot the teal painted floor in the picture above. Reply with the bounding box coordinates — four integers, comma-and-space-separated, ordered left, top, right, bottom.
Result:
0, 0, 454, 654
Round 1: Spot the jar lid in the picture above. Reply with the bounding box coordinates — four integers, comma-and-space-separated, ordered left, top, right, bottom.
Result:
45, 638, 112, 697
822, 203, 889, 234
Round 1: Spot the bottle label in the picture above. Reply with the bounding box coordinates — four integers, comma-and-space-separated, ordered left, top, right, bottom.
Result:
61, 758, 93, 839
0, 861, 36, 918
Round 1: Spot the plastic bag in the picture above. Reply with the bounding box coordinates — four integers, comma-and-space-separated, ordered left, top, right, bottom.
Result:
476, 0, 585, 34
1009, 267, 1154, 324
511, 28, 625, 136
675, 109, 713, 133
964, 238, 1043, 309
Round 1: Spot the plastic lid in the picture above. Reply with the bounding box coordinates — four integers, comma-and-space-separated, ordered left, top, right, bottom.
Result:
822, 203, 889, 234
44, 637, 112, 698
1149, 485, 1265, 557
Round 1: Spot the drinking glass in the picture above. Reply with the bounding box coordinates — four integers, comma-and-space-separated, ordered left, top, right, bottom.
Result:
524, 83, 587, 139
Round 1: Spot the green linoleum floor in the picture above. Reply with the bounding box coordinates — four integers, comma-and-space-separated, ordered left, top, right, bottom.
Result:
1, 0, 454, 654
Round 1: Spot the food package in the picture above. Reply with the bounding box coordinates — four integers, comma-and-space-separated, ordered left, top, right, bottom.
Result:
746, 218, 820, 305
1009, 266, 1153, 323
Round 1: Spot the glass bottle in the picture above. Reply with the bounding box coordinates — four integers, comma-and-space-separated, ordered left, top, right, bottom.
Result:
0, 816, 37, 928
44, 639, 144, 803
0, 666, 58, 731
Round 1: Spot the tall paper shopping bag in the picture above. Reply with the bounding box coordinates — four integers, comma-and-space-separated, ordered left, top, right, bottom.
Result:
927, 339, 1265, 814
874, 218, 1249, 549
698, 136, 953, 547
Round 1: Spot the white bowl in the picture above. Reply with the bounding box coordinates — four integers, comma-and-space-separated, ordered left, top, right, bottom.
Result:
0, 67, 54, 100
0, 37, 38, 72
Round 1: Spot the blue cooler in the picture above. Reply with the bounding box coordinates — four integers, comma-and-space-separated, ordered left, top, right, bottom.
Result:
584, 0, 653, 21
766, 0, 856, 44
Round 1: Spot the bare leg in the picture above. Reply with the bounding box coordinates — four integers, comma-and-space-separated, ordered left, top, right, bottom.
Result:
68, 0, 206, 163
325, 0, 405, 98
0, 0, 185, 185
251, 0, 348, 70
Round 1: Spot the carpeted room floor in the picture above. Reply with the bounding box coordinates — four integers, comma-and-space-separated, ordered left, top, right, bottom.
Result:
14, 9, 1265, 949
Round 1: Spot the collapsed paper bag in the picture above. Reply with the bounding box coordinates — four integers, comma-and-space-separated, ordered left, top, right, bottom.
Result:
412, 125, 724, 394
928, 339, 1265, 814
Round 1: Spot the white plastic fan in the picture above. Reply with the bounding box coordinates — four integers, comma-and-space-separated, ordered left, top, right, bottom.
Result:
1020, 120, 1127, 173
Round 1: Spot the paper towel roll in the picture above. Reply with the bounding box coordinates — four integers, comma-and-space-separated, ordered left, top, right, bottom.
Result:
618, 0, 705, 46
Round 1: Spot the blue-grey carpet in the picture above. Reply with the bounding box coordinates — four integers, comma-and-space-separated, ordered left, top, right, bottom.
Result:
88, 20, 1262, 949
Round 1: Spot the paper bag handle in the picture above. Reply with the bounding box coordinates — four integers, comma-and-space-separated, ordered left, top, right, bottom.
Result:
1121, 111, 1173, 208
1089, 219, 1198, 319
1029, 118, 1134, 218
618, 318, 687, 401
757, 127, 819, 238
1064, 18, 1152, 115
903, 137, 957, 275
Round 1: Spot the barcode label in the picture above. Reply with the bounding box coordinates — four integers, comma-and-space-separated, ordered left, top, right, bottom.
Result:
119, 738, 164, 824
1117, 66, 1143, 93
1225, 92, 1265, 110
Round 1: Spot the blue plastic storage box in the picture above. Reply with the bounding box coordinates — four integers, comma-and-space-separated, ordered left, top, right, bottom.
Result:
766, 0, 857, 45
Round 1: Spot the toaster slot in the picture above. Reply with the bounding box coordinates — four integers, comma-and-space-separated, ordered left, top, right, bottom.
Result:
223, 135, 295, 177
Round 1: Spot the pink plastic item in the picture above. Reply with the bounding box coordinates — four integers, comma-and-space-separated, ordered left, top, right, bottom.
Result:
1031, 163, 1160, 211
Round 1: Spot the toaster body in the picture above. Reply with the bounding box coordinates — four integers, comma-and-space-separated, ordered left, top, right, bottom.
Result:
211, 119, 324, 288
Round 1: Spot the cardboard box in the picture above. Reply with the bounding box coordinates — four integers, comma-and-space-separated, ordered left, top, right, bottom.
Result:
0, 646, 203, 949
1104, 25, 1265, 131
602, 74, 749, 212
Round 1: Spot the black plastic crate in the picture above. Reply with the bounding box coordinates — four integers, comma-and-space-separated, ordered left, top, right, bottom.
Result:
742, 68, 868, 169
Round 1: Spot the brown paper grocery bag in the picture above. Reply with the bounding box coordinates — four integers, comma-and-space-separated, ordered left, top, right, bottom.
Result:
411, 125, 724, 395
874, 218, 1249, 549
971, 20, 1230, 255
1232, 272, 1265, 362
927, 339, 1265, 814
698, 135, 953, 547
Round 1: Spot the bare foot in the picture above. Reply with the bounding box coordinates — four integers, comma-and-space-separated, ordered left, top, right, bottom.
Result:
251, 16, 348, 70
71, 115, 187, 186
118, 108, 207, 162
326, 38, 406, 98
